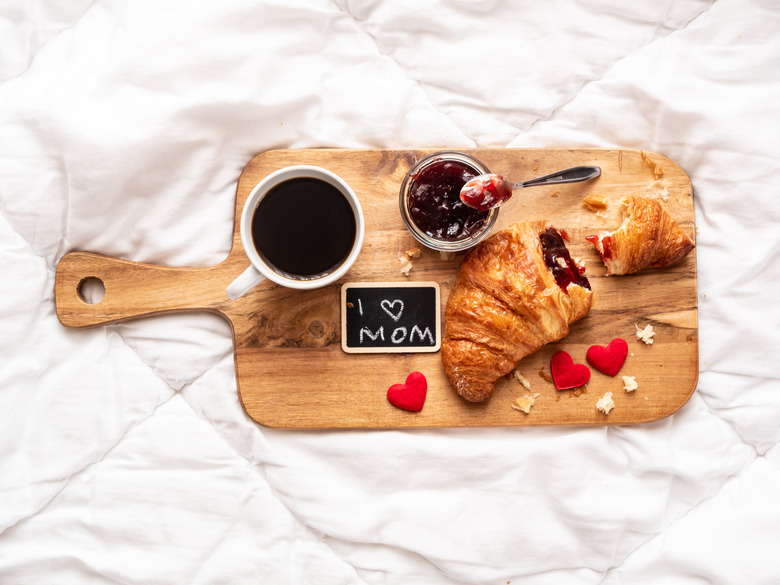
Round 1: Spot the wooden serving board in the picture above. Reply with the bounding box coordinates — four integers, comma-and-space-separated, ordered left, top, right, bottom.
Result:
55, 148, 698, 429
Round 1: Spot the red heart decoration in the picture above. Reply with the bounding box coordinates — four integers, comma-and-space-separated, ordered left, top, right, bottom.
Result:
586, 338, 628, 377
387, 371, 427, 412
550, 351, 591, 390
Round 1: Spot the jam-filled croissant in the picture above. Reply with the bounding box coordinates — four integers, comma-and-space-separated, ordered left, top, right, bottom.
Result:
442, 221, 594, 402
586, 195, 694, 275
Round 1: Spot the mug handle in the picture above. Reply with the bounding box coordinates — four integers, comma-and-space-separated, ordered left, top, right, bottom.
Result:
226, 264, 266, 300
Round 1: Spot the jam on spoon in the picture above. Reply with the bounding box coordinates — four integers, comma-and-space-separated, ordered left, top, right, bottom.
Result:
460, 174, 514, 211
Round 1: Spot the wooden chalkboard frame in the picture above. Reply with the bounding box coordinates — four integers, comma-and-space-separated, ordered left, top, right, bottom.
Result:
340, 281, 441, 354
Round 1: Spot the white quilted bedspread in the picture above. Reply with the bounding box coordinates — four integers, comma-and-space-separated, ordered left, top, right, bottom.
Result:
2, 1, 779, 583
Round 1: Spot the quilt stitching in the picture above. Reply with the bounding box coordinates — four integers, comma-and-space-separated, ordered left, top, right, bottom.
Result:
175, 357, 376, 584
0, 386, 178, 537
0, 0, 97, 86
518, 2, 717, 142
331, 0, 475, 145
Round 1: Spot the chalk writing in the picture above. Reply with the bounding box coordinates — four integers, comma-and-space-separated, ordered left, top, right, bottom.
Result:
360, 326, 385, 343
380, 299, 404, 322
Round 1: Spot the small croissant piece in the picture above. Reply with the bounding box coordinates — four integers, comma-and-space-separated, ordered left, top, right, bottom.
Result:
586, 195, 694, 275
442, 221, 594, 402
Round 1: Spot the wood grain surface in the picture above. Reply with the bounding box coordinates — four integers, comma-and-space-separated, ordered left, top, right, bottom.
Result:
55, 148, 698, 429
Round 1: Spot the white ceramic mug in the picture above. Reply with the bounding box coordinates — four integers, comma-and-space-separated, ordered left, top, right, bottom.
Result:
226, 165, 364, 300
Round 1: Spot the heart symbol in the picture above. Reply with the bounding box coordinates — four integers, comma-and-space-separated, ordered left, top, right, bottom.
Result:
550, 351, 591, 390
380, 299, 404, 322
586, 338, 628, 377
387, 371, 427, 412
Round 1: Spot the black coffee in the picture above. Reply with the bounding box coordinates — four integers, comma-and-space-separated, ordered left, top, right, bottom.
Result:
251, 177, 357, 279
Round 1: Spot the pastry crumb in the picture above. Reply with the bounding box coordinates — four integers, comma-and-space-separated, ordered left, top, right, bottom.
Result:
538, 367, 553, 383
399, 247, 421, 276
622, 375, 638, 392
399, 256, 412, 276
512, 393, 540, 414
640, 150, 664, 180
596, 392, 615, 414
583, 192, 608, 211
635, 323, 655, 344
513, 370, 532, 390
647, 179, 670, 202
550, 190, 560, 197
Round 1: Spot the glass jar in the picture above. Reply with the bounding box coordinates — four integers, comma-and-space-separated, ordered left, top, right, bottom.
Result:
399, 151, 499, 252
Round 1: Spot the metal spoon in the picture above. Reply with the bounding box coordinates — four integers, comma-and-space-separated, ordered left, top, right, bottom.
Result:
460, 165, 602, 211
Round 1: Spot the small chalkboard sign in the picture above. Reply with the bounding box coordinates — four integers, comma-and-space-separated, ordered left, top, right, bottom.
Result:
341, 282, 441, 354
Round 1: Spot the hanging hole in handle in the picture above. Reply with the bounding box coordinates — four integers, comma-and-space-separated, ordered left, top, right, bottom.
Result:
77, 276, 106, 305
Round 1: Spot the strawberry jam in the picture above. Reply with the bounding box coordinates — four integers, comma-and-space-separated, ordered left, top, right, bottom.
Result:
408, 160, 489, 241
585, 234, 612, 259
541, 228, 591, 291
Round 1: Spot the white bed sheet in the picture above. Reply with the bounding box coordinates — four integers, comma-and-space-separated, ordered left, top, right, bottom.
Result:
2, 0, 779, 583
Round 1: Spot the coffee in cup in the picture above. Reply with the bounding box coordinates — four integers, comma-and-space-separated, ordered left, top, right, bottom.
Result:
227, 165, 364, 299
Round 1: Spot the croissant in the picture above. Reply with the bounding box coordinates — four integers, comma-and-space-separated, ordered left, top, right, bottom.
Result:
586, 195, 694, 275
442, 221, 594, 402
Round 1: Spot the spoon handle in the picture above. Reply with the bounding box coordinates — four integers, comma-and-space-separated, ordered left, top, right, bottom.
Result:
513, 166, 601, 189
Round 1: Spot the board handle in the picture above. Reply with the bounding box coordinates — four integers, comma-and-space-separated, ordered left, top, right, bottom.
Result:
55, 251, 231, 328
